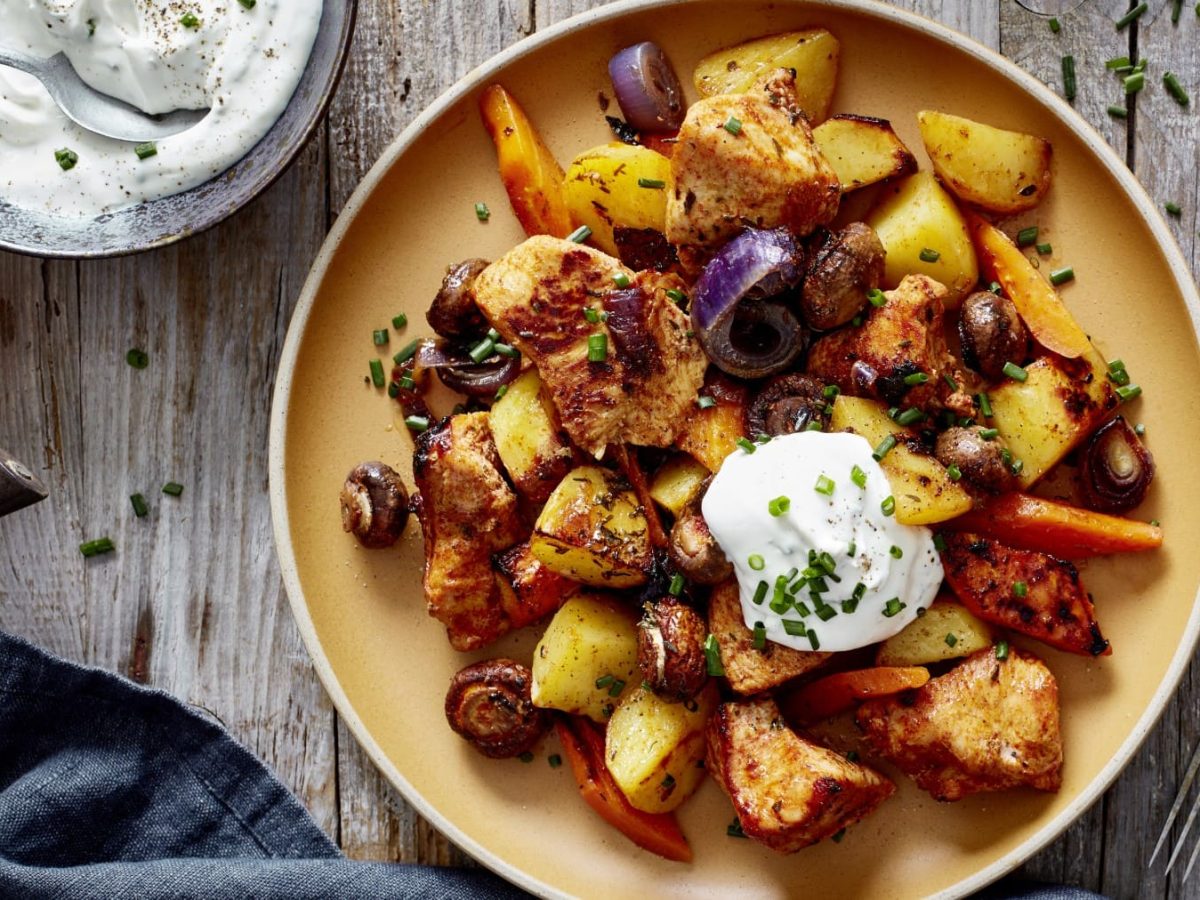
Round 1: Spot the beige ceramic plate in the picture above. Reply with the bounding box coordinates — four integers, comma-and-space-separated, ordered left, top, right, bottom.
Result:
269, 1, 1200, 896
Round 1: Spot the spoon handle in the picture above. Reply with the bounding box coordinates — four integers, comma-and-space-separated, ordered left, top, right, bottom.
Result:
0, 46, 47, 80
0, 449, 47, 518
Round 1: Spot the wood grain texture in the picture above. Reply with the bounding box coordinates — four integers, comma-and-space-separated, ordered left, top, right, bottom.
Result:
1, 0, 1198, 892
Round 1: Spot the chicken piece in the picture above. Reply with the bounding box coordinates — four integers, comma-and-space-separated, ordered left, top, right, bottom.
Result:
707, 697, 895, 852
493, 541, 575, 631
856, 647, 1063, 801
412, 413, 525, 651
473, 236, 707, 456
707, 580, 829, 695
807, 274, 963, 412
666, 69, 840, 268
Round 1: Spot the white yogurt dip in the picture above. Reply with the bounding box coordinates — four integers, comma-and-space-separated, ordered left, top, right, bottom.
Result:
703, 431, 944, 652
0, 0, 322, 217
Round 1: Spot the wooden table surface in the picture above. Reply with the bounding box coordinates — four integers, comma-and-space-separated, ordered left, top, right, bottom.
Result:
1, 0, 1197, 895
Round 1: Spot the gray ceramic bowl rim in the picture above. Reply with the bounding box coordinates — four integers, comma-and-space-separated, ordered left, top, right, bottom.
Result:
0, 0, 357, 260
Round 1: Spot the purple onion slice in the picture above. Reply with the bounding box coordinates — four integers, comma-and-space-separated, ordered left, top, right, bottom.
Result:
691, 227, 808, 379
416, 339, 521, 398
608, 42, 686, 133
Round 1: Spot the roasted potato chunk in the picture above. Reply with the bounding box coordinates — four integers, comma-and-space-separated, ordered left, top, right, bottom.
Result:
875, 597, 993, 667
648, 454, 709, 518
812, 115, 917, 191
532, 465, 652, 587
707, 580, 828, 695
606, 681, 719, 813
563, 143, 672, 256
412, 413, 525, 651
489, 368, 573, 507
531, 593, 639, 722
494, 541, 576, 631
918, 110, 1052, 214
692, 29, 840, 124
674, 372, 749, 472
707, 697, 895, 852
857, 647, 1063, 801
940, 532, 1110, 657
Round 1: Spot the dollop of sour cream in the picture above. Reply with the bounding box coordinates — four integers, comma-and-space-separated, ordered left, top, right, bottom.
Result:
703, 431, 943, 653
0, 0, 322, 217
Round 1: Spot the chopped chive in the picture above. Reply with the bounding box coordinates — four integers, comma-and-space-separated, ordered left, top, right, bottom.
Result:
866, 288, 887, 308
889, 545, 903, 559
1002, 361, 1029, 382
1016, 226, 1039, 247
665, 288, 687, 306
832, 828, 847, 843
393, 339, 419, 365
1108, 359, 1131, 386
180, 11, 200, 27
794, 601, 812, 617
1124, 72, 1145, 94
548, 753, 562, 768
902, 372, 928, 388
1062, 55, 1076, 101
669, 573, 685, 596
387, 381, 400, 398
595, 674, 615, 689
587, 334, 607, 362
823, 384, 840, 400
404, 414, 429, 432
704, 634, 725, 676
696, 395, 716, 410
736, 437, 756, 454
895, 407, 924, 427
847, 541, 857, 557
851, 315, 863, 327
943, 373, 960, 391
1115, 3, 1147, 29
80, 537, 115, 557
1107, 56, 1132, 70
87, 17, 97, 34
582, 306, 601, 324
881, 495, 896, 517
807, 631, 821, 651
1166, 201, 1183, 216
1010, 457, 1025, 476
724, 116, 742, 135
1049, 16, 1061, 32
369, 358, 385, 387
752, 580, 769, 605
727, 818, 748, 838
566, 225, 591, 243
988, 281, 1003, 295
977, 393, 993, 418
978, 427, 999, 441
1013, 581, 1029, 598
637, 177, 666, 189
612, 273, 631, 289
883, 597, 905, 618
918, 247, 941, 263
398, 374, 415, 391
940, 632, 958, 649
493, 343, 519, 359
55, 148, 79, 171
467, 338, 495, 364
474, 202, 490, 221
752, 621, 767, 650
130, 494, 148, 517
372, 329, 389, 346
1116, 383, 1142, 402
391, 313, 408, 330
1037, 242, 1053, 255
1174, 0, 1184, 21
608, 678, 626, 698
814, 603, 837, 622
946, 464, 962, 482
1049, 266, 1075, 286
162, 482, 184, 497
933, 533, 947, 552
850, 464, 867, 489
134, 142, 158, 160
126, 348, 149, 369
769, 495, 793, 516
995, 640, 1010, 661
1134, 58, 1148, 74
872, 434, 897, 461
805, 421, 823, 432
814, 475, 836, 497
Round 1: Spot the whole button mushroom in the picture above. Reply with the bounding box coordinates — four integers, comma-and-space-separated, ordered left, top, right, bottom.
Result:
444, 659, 548, 758
340, 461, 410, 549
934, 426, 1015, 493
426, 258, 490, 339
799, 222, 886, 331
958, 291, 1029, 382
669, 491, 733, 586
746, 374, 830, 437
637, 597, 708, 702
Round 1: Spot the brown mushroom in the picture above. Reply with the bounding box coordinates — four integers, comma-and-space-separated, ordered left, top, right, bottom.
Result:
934, 426, 1015, 493
444, 659, 548, 758
958, 291, 1029, 381
799, 223, 886, 331
637, 598, 708, 702
746, 373, 829, 437
1080, 416, 1154, 512
668, 487, 733, 585
340, 461, 410, 548
427, 258, 489, 339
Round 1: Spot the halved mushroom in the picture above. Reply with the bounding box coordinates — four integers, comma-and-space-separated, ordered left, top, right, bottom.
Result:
427, 258, 490, 339
799, 223, 886, 331
958, 291, 1029, 382
444, 659, 548, 758
746, 373, 829, 437
669, 487, 733, 585
340, 461, 410, 548
637, 598, 708, 702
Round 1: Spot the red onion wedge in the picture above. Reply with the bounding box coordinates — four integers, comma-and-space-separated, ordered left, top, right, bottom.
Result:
416, 339, 520, 398
608, 42, 685, 133
691, 227, 808, 379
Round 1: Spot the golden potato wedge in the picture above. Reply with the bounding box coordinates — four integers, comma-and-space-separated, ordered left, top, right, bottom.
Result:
988, 349, 1119, 489
531, 465, 652, 587
692, 29, 840, 124
648, 455, 709, 518
531, 592, 640, 722
875, 597, 993, 667
918, 110, 1052, 214
562, 143, 672, 256
674, 374, 749, 473
605, 681, 719, 814
865, 171, 979, 304
829, 396, 973, 525
813, 114, 917, 191
489, 369, 573, 506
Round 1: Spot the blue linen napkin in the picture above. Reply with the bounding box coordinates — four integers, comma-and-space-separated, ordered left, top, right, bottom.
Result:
0, 630, 1104, 899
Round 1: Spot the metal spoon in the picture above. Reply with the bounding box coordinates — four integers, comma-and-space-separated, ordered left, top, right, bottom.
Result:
0, 47, 208, 142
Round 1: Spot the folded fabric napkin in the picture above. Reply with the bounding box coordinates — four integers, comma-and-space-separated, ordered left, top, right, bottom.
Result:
0, 631, 1103, 899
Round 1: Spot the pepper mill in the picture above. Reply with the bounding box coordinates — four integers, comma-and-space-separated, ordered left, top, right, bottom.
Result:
0, 449, 47, 518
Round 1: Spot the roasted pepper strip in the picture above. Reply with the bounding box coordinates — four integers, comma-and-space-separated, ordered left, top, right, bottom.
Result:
780, 666, 930, 724
479, 84, 573, 238
555, 716, 693, 863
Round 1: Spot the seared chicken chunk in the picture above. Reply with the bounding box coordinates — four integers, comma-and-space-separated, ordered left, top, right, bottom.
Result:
807, 274, 967, 412
473, 236, 707, 456
856, 647, 1063, 801
412, 413, 525, 651
707, 697, 895, 852
707, 580, 828, 695
666, 69, 840, 267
